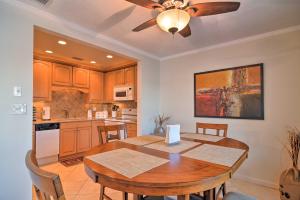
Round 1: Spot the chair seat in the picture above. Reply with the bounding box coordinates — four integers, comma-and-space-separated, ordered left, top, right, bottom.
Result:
223, 192, 256, 200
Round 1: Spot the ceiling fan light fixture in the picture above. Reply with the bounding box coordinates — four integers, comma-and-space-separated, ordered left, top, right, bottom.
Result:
157, 9, 190, 34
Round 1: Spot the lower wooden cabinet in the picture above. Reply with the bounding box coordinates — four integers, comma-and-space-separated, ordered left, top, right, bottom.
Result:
59, 121, 91, 157
59, 128, 77, 157
59, 121, 137, 157
126, 123, 137, 138
77, 126, 92, 153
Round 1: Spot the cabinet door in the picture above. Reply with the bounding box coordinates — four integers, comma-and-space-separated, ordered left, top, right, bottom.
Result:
91, 121, 105, 147
124, 67, 135, 86
60, 128, 77, 157
77, 126, 91, 153
104, 71, 115, 102
114, 69, 125, 85
33, 60, 52, 101
126, 123, 137, 138
73, 68, 90, 88
52, 63, 73, 86
89, 71, 104, 103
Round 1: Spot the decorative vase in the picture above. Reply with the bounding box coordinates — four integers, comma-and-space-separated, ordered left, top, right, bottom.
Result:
279, 167, 300, 200
154, 126, 165, 136
111, 111, 117, 118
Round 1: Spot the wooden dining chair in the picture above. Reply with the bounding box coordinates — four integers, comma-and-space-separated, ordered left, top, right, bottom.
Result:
97, 124, 129, 200
25, 150, 66, 200
195, 122, 229, 199
196, 122, 228, 137
98, 123, 128, 144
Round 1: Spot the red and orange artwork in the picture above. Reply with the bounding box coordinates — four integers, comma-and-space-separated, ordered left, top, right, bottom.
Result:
194, 64, 264, 119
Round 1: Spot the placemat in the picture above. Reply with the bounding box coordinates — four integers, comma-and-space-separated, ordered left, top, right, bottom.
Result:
144, 140, 200, 154
86, 148, 169, 178
182, 144, 245, 167
181, 133, 224, 142
121, 135, 164, 146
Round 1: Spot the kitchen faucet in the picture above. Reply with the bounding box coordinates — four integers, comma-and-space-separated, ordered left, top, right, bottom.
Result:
63, 110, 69, 118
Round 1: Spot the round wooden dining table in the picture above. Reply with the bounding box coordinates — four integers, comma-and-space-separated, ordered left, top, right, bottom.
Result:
84, 134, 249, 200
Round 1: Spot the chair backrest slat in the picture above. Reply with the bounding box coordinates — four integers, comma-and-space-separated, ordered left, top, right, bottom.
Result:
25, 150, 65, 200
97, 123, 128, 144
196, 122, 228, 137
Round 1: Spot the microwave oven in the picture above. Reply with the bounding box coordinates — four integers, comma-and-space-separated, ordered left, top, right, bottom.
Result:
113, 86, 134, 101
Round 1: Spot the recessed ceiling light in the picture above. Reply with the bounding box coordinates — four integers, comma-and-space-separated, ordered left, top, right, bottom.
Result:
45, 50, 53, 54
90, 61, 96, 64
58, 40, 67, 45
106, 55, 113, 59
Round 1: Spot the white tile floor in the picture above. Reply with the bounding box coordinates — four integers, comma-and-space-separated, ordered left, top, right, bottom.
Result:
41, 163, 280, 200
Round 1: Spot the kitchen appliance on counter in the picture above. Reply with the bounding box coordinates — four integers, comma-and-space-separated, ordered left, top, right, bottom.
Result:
42, 106, 51, 120
95, 110, 108, 119
35, 123, 60, 165
121, 108, 137, 121
113, 85, 134, 101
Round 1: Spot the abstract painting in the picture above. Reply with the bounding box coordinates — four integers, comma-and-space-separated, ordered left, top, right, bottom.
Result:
194, 64, 264, 119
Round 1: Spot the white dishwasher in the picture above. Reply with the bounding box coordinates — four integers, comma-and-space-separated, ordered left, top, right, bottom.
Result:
35, 123, 60, 165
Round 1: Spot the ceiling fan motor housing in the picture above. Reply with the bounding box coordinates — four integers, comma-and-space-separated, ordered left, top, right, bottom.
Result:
160, 0, 184, 9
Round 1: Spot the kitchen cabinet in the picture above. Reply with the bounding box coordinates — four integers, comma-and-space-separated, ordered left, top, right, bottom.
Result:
52, 63, 73, 86
124, 67, 136, 86
114, 69, 125, 85
77, 126, 92, 152
104, 71, 115, 102
104, 66, 137, 102
33, 60, 52, 101
73, 67, 90, 88
59, 128, 77, 157
126, 123, 137, 138
89, 71, 104, 103
59, 121, 91, 157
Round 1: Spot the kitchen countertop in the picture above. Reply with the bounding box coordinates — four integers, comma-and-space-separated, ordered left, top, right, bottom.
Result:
33, 117, 137, 125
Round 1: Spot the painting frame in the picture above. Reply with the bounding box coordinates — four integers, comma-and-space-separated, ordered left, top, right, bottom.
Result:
194, 63, 264, 120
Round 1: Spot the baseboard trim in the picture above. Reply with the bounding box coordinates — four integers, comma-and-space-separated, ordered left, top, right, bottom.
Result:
233, 174, 279, 190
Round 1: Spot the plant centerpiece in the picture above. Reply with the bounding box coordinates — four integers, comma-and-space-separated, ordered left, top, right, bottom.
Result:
154, 114, 170, 135
279, 127, 300, 200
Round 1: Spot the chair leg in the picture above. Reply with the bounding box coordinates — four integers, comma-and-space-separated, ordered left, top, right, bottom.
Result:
204, 188, 216, 200
133, 194, 143, 200
122, 192, 128, 200
99, 185, 105, 200
222, 183, 226, 197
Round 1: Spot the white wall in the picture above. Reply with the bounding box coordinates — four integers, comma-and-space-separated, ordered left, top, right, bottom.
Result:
160, 29, 300, 188
0, 1, 160, 199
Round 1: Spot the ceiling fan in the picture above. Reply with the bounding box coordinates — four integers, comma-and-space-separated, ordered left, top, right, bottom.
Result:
125, 0, 240, 37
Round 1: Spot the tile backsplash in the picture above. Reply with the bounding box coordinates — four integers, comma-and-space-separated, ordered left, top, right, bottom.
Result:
33, 89, 137, 120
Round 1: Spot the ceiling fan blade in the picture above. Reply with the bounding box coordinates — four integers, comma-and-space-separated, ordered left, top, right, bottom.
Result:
133, 18, 157, 32
179, 24, 191, 38
186, 2, 240, 17
125, 0, 164, 9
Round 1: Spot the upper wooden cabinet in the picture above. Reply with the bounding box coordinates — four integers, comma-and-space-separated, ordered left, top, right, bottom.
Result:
89, 71, 104, 103
33, 60, 52, 101
114, 69, 125, 86
104, 66, 137, 103
52, 63, 73, 86
73, 68, 90, 88
104, 71, 115, 102
124, 67, 136, 86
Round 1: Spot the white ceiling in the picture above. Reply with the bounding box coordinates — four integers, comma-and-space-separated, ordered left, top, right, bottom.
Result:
17, 0, 300, 58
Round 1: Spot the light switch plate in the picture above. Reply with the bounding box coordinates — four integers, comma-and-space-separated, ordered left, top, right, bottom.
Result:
11, 104, 27, 114
13, 86, 22, 96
